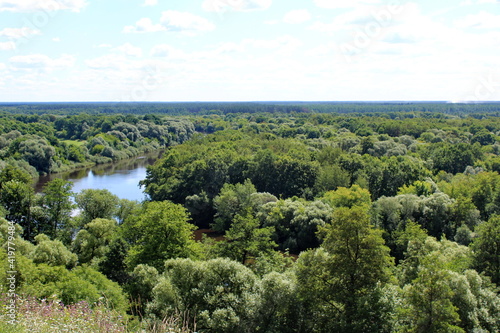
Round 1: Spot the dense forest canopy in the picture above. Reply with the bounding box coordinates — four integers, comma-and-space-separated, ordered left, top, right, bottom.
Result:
1, 103, 500, 332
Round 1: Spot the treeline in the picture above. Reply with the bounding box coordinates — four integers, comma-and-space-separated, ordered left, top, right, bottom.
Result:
1, 110, 500, 332
0, 112, 194, 176
2, 101, 500, 116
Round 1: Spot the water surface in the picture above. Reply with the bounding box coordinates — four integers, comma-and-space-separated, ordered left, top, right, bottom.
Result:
35, 151, 163, 201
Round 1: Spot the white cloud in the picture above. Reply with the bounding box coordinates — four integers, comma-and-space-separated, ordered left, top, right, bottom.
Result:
52, 37, 61, 42
86, 54, 130, 70
0, 27, 41, 39
160, 10, 215, 33
142, 0, 157, 6
85, 54, 158, 73
309, 2, 412, 33
9, 54, 75, 71
124, 11, 215, 34
283, 9, 311, 24
460, 0, 498, 5
456, 11, 500, 30
245, 35, 302, 51
116, 43, 143, 57
124, 18, 165, 33
202, 0, 272, 13
151, 44, 185, 58
0, 0, 87, 12
0, 63, 6, 70
314, 0, 380, 9
0, 41, 16, 50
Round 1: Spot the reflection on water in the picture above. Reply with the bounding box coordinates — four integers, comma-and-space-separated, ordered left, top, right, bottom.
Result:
35, 151, 163, 201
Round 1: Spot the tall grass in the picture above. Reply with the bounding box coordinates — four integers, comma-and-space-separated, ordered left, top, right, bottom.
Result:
0, 295, 194, 333
0, 295, 130, 332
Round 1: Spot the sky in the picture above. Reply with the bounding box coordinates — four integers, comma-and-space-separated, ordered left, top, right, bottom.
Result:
0, 0, 499, 102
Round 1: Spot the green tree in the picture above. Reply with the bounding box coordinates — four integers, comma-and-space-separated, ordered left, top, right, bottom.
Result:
74, 189, 119, 224
126, 264, 160, 316
0, 180, 35, 240
30, 234, 77, 268
449, 269, 500, 332
471, 215, 500, 285
0, 164, 32, 190
314, 164, 350, 194
256, 271, 299, 333
115, 198, 141, 224
41, 178, 74, 239
426, 142, 482, 174
125, 201, 199, 271
14, 135, 56, 174
213, 179, 257, 232
147, 258, 259, 333
259, 198, 332, 253
297, 206, 394, 332
214, 210, 276, 265
400, 255, 464, 333
98, 237, 130, 285
321, 184, 371, 209
72, 218, 118, 265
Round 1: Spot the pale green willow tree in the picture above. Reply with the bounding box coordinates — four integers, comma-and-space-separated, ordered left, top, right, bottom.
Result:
147, 258, 259, 333
72, 218, 117, 265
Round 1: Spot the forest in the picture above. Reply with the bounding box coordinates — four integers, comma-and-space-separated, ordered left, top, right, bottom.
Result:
1, 102, 500, 332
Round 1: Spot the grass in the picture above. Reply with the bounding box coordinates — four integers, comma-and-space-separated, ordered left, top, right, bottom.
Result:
0, 295, 194, 333
0, 295, 130, 333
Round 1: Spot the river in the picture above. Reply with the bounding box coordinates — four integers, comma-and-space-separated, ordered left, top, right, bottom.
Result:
34, 150, 163, 201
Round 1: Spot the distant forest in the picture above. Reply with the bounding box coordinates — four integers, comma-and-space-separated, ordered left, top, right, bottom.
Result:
2, 101, 500, 116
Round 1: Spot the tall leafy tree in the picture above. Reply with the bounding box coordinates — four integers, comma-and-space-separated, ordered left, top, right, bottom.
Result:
41, 178, 74, 239
125, 201, 199, 271
0, 180, 35, 240
213, 179, 257, 232
297, 206, 394, 332
214, 210, 276, 265
74, 189, 119, 224
471, 215, 500, 285
399, 250, 465, 333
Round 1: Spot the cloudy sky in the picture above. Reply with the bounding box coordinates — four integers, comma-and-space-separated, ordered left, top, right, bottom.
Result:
0, 0, 499, 102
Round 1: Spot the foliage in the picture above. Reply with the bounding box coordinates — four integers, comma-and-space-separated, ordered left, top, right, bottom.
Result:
30, 234, 77, 268
147, 258, 259, 333
212, 179, 258, 232
212, 210, 276, 265
40, 178, 74, 239
72, 218, 118, 265
75, 189, 119, 224
296, 206, 394, 332
471, 215, 500, 285
124, 201, 199, 271
258, 198, 333, 253
321, 184, 371, 209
